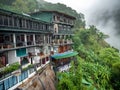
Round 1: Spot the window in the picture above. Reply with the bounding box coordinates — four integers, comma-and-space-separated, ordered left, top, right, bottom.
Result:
9, 16, 13, 26
30, 35, 33, 41
0, 52, 8, 66
63, 25, 66, 30
36, 23, 39, 30
53, 15, 56, 21
14, 17, 18, 27
0, 34, 4, 43
16, 34, 25, 47
57, 16, 60, 21
0, 34, 13, 44
0, 15, 3, 25
21, 35, 24, 42
33, 22, 36, 29
19, 71, 28, 82
4, 16, 8, 26
0, 81, 4, 90
58, 25, 62, 30
22, 19, 26, 28
29, 21, 32, 29
39, 23, 43, 30
42, 24, 45, 30
21, 57, 29, 65
27, 34, 33, 41
26, 20, 30, 29
45, 25, 48, 30
67, 26, 71, 31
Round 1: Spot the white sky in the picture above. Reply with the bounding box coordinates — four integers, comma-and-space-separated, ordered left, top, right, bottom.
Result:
44, 0, 97, 14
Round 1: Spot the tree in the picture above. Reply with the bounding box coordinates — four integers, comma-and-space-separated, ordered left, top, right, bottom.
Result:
99, 48, 120, 66
111, 62, 120, 90
12, 0, 29, 13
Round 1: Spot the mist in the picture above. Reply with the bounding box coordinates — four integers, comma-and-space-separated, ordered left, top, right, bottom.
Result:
85, 0, 120, 50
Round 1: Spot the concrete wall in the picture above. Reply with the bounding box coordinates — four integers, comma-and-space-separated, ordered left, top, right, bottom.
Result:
27, 47, 36, 53
8, 50, 20, 64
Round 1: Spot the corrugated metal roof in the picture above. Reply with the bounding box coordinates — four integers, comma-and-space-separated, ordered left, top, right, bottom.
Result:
30, 10, 76, 19
0, 8, 50, 24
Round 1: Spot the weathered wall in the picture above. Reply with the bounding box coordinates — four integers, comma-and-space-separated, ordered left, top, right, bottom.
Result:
17, 64, 56, 90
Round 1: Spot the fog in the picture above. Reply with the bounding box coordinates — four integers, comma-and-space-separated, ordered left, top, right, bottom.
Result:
85, 0, 120, 50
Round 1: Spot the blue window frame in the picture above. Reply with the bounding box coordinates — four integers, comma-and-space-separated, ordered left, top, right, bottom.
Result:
0, 81, 4, 90
19, 70, 28, 82
4, 76, 18, 90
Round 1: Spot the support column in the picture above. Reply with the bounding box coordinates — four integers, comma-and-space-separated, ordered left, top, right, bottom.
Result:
13, 33, 16, 48
44, 35, 46, 44
24, 34, 27, 46
49, 36, 51, 44
33, 34, 36, 45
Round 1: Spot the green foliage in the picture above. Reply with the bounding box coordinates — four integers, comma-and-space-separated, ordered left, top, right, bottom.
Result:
72, 26, 119, 90
0, 0, 15, 5
57, 59, 83, 90
81, 61, 111, 89
110, 61, 120, 89
0, 0, 38, 13
57, 73, 75, 90
0, 62, 20, 75
99, 48, 120, 66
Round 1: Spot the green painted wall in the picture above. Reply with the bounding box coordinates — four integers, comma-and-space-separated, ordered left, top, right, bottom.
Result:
31, 12, 53, 23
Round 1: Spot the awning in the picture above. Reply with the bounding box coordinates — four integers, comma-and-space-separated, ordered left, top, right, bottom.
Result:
51, 51, 78, 59
16, 48, 28, 57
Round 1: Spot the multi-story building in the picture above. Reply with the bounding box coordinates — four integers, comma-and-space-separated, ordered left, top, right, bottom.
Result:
0, 9, 77, 90
30, 10, 78, 72
0, 9, 52, 90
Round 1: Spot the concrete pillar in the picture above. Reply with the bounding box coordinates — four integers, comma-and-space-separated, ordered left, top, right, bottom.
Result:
44, 35, 46, 44
24, 34, 27, 46
13, 33, 16, 48
33, 34, 36, 45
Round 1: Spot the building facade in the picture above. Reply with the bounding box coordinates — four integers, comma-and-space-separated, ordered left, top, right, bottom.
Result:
31, 11, 77, 72
0, 9, 77, 90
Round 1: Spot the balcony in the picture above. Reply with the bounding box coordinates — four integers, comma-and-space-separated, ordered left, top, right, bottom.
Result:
35, 41, 44, 46
0, 62, 20, 79
52, 39, 73, 46
0, 43, 14, 50
27, 41, 34, 46
53, 20, 74, 26
54, 30, 73, 35
16, 41, 26, 47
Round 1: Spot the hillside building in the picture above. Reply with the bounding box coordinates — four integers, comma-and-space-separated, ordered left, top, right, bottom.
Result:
0, 9, 77, 90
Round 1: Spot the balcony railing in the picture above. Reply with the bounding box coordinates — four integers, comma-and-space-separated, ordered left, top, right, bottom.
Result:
52, 39, 73, 45
0, 43, 14, 50
16, 42, 26, 47
54, 30, 73, 35
0, 40, 49, 51
27, 41, 34, 46
53, 20, 74, 26
35, 41, 44, 45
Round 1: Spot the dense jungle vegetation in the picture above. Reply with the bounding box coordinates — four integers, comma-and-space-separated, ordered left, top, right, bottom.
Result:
0, 0, 120, 89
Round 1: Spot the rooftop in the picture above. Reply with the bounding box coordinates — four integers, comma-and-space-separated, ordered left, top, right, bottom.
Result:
30, 10, 76, 19
0, 8, 50, 24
